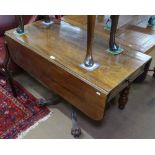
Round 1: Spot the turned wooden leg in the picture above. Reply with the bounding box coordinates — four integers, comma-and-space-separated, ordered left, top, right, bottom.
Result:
109, 15, 119, 51
118, 85, 130, 110
84, 15, 96, 67
5, 68, 17, 98
16, 15, 24, 34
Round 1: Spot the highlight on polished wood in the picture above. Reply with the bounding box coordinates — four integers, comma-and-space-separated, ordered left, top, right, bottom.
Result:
117, 16, 155, 54
62, 15, 155, 54
5, 18, 151, 120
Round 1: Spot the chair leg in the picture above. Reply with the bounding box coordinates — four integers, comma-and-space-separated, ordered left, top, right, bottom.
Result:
3, 42, 17, 98
5, 68, 17, 98
109, 15, 119, 51
83, 15, 96, 67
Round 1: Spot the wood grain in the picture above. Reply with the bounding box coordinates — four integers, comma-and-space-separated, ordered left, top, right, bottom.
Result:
5, 20, 151, 120
63, 15, 155, 54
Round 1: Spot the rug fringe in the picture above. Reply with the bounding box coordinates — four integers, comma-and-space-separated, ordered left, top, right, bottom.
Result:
17, 111, 53, 139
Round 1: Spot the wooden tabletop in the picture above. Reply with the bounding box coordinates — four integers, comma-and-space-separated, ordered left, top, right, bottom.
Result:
5, 20, 151, 94
117, 16, 155, 54
63, 15, 155, 54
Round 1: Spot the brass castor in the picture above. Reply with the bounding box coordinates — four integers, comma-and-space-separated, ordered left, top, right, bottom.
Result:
71, 127, 81, 138
71, 111, 81, 138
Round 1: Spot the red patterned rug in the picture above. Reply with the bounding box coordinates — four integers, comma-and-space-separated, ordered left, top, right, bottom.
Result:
0, 76, 50, 139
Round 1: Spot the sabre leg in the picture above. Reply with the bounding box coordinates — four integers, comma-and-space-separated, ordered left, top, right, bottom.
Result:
71, 108, 81, 138
36, 95, 61, 106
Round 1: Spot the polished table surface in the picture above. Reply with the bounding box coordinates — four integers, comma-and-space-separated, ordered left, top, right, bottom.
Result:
63, 15, 155, 54
5, 20, 151, 120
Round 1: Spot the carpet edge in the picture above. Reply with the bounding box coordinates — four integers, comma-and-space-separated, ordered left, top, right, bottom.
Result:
17, 111, 53, 139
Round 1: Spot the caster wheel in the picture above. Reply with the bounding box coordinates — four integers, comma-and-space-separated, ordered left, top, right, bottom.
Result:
71, 127, 81, 138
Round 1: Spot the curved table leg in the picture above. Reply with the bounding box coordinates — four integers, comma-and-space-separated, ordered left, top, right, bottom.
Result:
4, 42, 17, 98
71, 107, 81, 138
36, 95, 61, 106
5, 67, 17, 98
